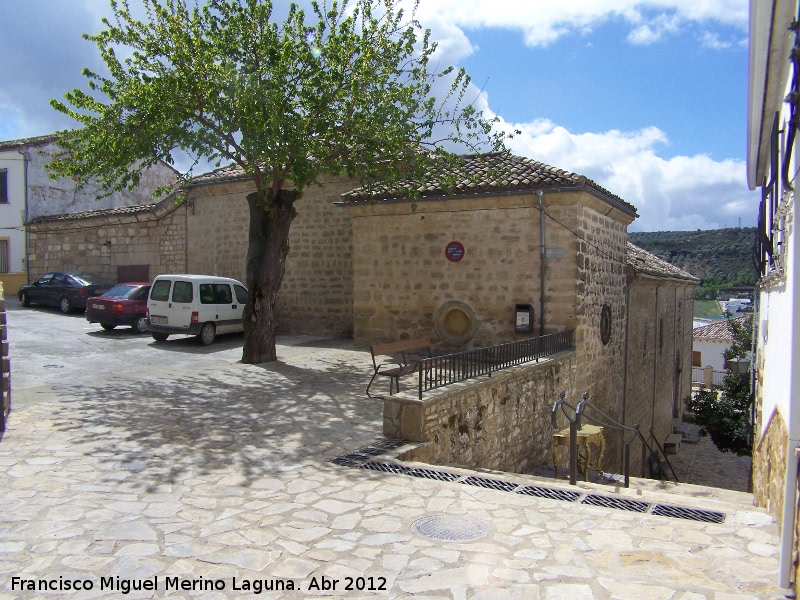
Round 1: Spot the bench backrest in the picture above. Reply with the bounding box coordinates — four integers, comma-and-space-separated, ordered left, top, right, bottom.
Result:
370, 338, 432, 366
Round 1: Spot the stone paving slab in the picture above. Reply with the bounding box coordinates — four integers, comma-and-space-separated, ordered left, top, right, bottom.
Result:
0, 339, 786, 599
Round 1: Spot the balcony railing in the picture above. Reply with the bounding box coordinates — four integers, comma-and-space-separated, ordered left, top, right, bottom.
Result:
416, 329, 575, 399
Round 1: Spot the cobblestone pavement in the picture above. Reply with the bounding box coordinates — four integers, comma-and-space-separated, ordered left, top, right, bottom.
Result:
665, 432, 753, 493
0, 338, 785, 599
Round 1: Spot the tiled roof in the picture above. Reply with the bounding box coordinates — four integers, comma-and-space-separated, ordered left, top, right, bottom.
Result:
338, 152, 638, 216
27, 203, 159, 224
187, 163, 249, 186
693, 316, 750, 341
626, 243, 699, 282
0, 133, 57, 151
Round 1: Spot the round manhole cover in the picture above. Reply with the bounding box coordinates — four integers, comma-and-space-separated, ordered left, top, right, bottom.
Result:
411, 515, 490, 542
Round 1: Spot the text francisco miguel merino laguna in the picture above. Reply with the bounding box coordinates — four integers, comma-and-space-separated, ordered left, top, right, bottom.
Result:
11, 575, 311, 594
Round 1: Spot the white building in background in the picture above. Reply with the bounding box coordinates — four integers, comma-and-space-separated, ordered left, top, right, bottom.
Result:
0, 134, 179, 295
692, 316, 749, 373
747, 0, 800, 591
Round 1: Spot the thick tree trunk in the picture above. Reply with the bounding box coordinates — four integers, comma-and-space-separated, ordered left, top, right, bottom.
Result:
241, 189, 297, 364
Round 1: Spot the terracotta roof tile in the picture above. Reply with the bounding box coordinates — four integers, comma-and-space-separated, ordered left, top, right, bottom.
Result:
0, 133, 57, 151
338, 152, 638, 217
693, 316, 750, 341
27, 203, 159, 224
627, 242, 699, 282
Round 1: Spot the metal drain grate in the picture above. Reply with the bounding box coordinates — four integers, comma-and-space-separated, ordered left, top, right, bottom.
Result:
582, 494, 651, 513
361, 461, 408, 474
516, 485, 583, 502
651, 504, 725, 523
411, 515, 489, 542
406, 467, 461, 482
460, 476, 519, 492
332, 444, 728, 525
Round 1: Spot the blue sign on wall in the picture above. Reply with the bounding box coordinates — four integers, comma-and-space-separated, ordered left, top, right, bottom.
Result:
445, 241, 465, 262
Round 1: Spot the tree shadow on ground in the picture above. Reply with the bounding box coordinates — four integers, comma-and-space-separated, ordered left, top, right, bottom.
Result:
48, 345, 386, 492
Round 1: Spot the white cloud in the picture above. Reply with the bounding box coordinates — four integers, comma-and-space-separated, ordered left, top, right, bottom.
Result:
411, 0, 748, 52
502, 118, 758, 231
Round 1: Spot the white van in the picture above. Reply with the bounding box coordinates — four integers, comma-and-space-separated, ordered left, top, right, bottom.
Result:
146, 275, 248, 345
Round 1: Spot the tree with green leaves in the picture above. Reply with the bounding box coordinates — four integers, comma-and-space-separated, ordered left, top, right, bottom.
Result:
686, 315, 754, 456
50, 0, 507, 363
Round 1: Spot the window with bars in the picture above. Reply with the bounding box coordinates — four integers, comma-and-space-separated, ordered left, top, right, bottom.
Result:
0, 240, 8, 273
0, 168, 7, 204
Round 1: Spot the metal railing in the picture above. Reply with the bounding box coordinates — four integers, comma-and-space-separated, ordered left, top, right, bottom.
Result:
416, 329, 574, 399
551, 391, 679, 487
691, 366, 726, 386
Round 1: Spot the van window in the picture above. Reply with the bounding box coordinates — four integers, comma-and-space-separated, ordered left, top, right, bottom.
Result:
234, 285, 247, 304
199, 284, 216, 304
172, 281, 193, 303
214, 284, 232, 304
150, 280, 171, 301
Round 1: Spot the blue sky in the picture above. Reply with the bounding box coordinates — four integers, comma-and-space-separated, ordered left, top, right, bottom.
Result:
0, 0, 757, 231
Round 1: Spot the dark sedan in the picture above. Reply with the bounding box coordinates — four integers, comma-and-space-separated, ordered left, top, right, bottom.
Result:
18, 272, 114, 313
85, 283, 151, 333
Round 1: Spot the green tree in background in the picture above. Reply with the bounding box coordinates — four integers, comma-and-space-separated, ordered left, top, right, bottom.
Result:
686, 315, 754, 456
49, 0, 508, 363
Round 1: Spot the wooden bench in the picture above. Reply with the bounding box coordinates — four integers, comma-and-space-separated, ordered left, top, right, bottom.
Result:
367, 338, 435, 398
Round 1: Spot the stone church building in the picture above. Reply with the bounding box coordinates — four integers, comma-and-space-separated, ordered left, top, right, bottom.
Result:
26, 152, 697, 472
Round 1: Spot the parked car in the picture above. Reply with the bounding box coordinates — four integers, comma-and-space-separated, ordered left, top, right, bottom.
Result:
18, 272, 114, 313
146, 274, 248, 345
85, 283, 151, 333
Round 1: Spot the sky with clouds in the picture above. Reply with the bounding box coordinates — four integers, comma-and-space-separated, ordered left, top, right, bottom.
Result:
0, 0, 756, 231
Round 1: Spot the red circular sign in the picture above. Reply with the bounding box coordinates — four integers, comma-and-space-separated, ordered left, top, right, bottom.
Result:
445, 241, 465, 262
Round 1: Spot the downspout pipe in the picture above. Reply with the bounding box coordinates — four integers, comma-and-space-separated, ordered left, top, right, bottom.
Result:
537, 190, 545, 336
17, 148, 30, 283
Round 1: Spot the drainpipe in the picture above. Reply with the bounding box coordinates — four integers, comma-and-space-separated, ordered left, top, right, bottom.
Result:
537, 190, 545, 336
17, 148, 30, 283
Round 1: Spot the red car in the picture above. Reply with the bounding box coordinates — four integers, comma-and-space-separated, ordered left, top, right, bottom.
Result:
85, 283, 151, 333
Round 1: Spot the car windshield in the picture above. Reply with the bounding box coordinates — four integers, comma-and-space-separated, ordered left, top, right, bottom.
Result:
100, 285, 138, 299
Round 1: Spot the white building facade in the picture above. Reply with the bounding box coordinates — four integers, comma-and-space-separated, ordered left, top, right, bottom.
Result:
747, 0, 800, 591
0, 134, 179, 295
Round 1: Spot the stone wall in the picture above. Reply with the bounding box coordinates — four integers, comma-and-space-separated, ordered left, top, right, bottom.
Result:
753, 407, 788, 519
625, 277, 696, 453
27, 196, 186, 281
385, 352, 577, 474
570, 200, 630, 467
185, 175, 356, 337
343, 191, 613, 348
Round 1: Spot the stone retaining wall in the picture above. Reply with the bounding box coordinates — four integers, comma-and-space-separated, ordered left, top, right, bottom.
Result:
384, 351, 577, 474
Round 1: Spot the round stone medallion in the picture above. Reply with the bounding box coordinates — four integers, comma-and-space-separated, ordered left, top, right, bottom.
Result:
410, 515, 490, 542
434, 300, 476, 346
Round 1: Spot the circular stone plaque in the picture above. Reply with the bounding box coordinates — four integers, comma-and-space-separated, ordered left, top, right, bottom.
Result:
410, 515, 490, 542
434, 300, 477, 346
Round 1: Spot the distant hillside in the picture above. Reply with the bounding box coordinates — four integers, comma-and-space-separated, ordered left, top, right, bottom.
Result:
628, 228, 758, 298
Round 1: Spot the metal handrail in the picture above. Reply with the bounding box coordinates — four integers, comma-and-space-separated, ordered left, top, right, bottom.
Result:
416, 329, 575, 399
552, 391, 679, 487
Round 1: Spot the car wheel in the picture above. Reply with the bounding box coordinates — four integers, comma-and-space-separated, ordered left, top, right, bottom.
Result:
198, 322, 216, 346
59, 296, 72, 314
152, 332, 169, 342
20, 291, 30, 307
133, 316, 148, 334
100, 323, 116, 331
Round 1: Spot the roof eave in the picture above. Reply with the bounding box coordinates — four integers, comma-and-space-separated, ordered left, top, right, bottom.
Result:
747, 0, 796, 189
